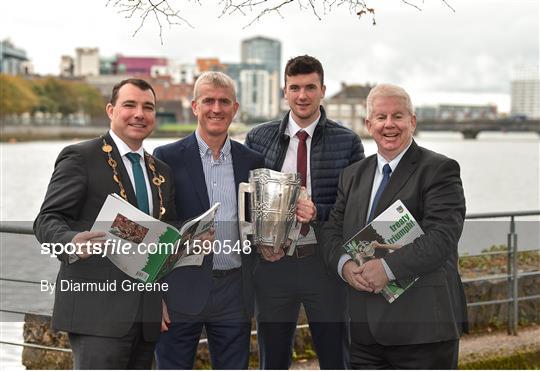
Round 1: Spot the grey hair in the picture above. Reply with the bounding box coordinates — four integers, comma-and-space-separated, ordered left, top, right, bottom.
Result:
193, 71, 237, 101
366, 83, 414, 118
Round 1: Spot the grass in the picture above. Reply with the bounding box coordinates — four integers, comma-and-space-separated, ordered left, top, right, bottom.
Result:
156, 122, 251, 136
459, 350, 540, 369
157, 123, 198, 133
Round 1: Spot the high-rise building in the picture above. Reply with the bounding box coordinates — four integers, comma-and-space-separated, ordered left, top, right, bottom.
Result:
241, 36, 281, 76
240, 69, 271, 120
511, 66, 540, 119
240, 36, 282, 120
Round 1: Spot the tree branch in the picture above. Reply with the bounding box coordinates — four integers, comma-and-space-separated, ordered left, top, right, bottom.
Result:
107, 0, 193, 44
107, 0, 454, 39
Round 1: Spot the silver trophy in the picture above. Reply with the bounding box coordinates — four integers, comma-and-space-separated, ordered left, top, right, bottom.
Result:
239, 168, 303, 253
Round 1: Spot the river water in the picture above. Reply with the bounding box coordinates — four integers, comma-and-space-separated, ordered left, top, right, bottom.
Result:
1, 132, 539, 368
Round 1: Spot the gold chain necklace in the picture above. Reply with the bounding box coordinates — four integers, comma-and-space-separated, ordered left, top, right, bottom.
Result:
101, 136, 166, 219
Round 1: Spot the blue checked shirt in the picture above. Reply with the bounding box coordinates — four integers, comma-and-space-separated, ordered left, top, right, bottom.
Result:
195, 130, 241, 270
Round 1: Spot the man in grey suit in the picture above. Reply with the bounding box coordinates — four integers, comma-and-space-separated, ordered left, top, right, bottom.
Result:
321, 83, 468, 369
34, 78, 176, 369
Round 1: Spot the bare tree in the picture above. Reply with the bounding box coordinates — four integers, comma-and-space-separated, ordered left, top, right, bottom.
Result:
107, 0, 454, 43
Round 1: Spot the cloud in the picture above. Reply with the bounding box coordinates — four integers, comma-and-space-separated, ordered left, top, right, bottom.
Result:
2, 0, 537, 110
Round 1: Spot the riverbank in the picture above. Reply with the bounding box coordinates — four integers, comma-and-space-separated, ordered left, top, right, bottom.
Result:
1, 125, 196, 142
1, 125, 109, 142
291, 325, 540, 369
0, 124, 374, 142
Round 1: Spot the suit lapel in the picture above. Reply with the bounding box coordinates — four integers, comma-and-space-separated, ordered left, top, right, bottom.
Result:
357, 157, 377, 227
104, 133, 138, 207
230, 141, 250, 190
375, 141, 420, 216
184, 134, 211, 210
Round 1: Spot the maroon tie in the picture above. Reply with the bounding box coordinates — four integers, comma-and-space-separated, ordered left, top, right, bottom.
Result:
296, 131, 310, 236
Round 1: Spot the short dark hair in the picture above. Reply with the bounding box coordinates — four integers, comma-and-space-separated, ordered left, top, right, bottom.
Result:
284, 55, 324, 86
110, 78, 156, 105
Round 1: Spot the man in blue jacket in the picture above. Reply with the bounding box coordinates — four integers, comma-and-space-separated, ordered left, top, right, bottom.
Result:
154, 71, 265, 369
245, 55, 365, 369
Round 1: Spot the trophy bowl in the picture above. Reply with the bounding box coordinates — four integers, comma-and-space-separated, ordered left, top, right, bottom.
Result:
239, 168, 302, 252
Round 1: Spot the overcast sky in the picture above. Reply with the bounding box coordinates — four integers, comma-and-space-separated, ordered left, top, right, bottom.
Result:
2, 0, 538, 112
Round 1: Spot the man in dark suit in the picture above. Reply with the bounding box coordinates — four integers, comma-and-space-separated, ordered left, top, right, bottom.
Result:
34, 78, 177, 369
321, 83, 468, 369
153, 71, 265, 369
245, 55, 364, 369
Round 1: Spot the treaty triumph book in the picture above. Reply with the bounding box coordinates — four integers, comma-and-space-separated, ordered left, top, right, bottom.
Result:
343, 200, 424, 303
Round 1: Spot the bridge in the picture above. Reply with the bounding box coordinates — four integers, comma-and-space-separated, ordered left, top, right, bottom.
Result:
416, 119, 540, 139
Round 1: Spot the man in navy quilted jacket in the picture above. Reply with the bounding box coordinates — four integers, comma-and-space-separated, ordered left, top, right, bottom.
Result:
245, 55, 365, 369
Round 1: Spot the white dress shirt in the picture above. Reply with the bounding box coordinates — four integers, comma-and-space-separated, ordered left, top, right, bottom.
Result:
109, 129, 154, 214
280, 112, 320, 246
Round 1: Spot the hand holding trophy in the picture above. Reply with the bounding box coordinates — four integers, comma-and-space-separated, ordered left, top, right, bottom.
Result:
238, 168, 302, 262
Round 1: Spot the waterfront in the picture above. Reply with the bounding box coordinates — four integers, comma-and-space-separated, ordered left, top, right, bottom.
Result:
0, 131, 539, 368
2, 132, 539, 220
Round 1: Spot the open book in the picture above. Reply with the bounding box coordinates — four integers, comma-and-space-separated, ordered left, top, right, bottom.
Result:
91, 194, 219, 283
343, 200, 424, 303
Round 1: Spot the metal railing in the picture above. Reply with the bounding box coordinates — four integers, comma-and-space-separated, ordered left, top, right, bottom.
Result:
462, 210, 540, 336
1, 210, 539, 354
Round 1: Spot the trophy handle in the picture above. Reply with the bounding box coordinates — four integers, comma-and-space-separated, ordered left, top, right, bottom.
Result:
286, 188, 308, 256
238, 182, 253, 244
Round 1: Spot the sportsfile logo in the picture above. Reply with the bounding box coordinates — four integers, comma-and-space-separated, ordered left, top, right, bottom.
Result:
39, 239, 182, 258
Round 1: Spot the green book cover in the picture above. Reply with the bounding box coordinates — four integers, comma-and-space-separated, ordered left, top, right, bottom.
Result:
343, 200, 423, 303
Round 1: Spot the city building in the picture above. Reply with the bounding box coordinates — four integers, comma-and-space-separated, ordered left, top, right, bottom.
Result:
99, 56, 118, 75
176, 63, 198, 84
148, 75, 194, 124
75, 48, 99, 77
85, 74, 133, 96
152, 61, 197, 84
85, 74, 193, 124
415, 104, 498, 121
240, 68, 272, 121
240, 36, 282, 120
511, 66, 540, 119
196, 58, 224, 73
437, 104, 498, 121
116, 56, 167, 76
324, 82, 372, 133
59, 55, 74, 77
223, 62, 271, 122
66, 49, 170, 78
1, 39, 31, 75
241, 36, 281, 76
61, 37, 285, 122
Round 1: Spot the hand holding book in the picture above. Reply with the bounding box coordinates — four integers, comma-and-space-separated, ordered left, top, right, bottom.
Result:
341, 260, 373, 293
342, 200, 423, 303
357, 259, 389, 294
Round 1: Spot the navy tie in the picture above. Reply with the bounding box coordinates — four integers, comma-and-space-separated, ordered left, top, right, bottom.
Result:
367, 164, 392, 223
126, 153, 150, 214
